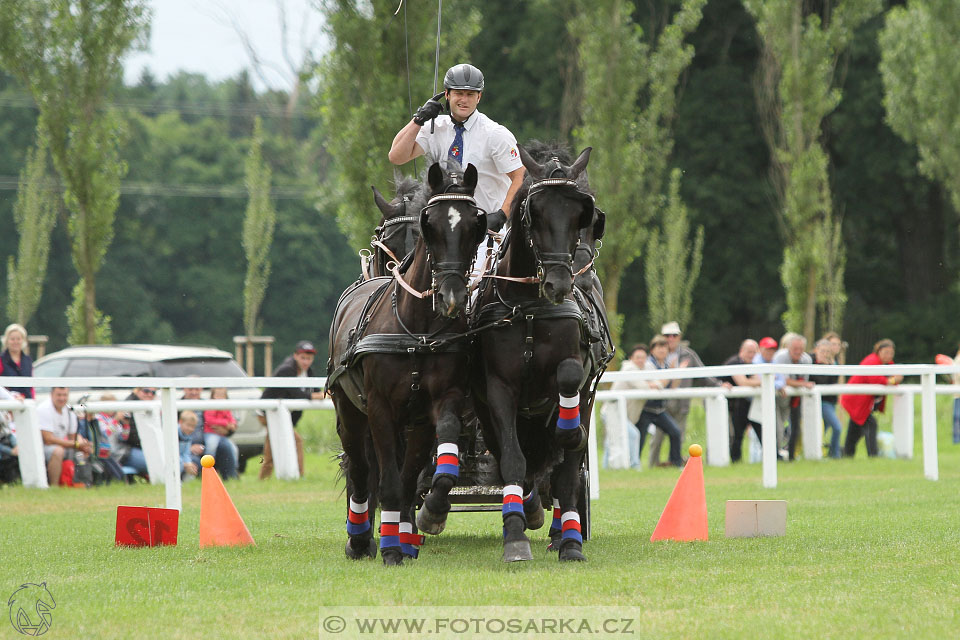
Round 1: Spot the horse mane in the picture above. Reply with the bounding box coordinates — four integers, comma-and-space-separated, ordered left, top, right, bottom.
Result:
390, 174, 427, 215
510, 140, 593, 220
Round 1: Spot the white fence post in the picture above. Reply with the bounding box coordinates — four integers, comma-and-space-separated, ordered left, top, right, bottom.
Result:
160, 388, 182, 511
133, 409, 166, 484
13, 404, 48, 489
265, 406, 300, 479
761, 373, 777, 488
892, 391, 915, 459
704, 394, 730, 467
588, 403, 599, 499
801, 393, 823, 461
920, 374, 938, 481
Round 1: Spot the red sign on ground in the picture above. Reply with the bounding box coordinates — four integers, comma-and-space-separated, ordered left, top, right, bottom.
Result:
115, 506, 179, 547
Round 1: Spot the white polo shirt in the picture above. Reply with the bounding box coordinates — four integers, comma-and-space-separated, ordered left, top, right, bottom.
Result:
36, 399, 78, 440
415, 110, 523, 214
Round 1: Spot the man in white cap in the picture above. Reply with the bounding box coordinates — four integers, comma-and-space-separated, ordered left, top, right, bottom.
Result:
647, 321, 729, 467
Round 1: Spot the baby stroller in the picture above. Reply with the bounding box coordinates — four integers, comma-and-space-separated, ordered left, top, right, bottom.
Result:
75, 403, 127, 486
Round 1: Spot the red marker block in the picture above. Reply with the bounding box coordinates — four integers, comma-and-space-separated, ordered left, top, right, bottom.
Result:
115, 506, 179, 547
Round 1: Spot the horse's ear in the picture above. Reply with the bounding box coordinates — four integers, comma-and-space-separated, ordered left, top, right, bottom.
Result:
463, 163, 478, 193
593, 207, 606, 239
428, 163, 445, 193
518, 145, 543, 179
371, 185, 395, 217
475, 212, 488, 246
569, 147, 592, 179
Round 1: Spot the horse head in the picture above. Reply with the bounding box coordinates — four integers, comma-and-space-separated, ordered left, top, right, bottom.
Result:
419, 162, 487, 317
371, 175, 422, 276
517, 145, 595, 304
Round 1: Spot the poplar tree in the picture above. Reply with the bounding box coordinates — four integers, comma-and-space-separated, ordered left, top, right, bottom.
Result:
571, 0, 706, 348
6, 133, 58, 327
744, 0, 881, 341
0, 0, 148, 344
242, 117, 276, 339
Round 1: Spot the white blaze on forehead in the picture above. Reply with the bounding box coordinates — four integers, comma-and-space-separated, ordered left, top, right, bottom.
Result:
446, 205, 461, 231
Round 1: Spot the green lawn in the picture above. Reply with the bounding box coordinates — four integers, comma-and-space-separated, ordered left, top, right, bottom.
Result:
2, 409, 958, 639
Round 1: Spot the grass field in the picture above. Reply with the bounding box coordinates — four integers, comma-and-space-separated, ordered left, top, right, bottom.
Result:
2, 406, 959, 639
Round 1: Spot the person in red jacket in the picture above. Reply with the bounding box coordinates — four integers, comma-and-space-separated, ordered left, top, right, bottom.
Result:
840, 339, 902, 457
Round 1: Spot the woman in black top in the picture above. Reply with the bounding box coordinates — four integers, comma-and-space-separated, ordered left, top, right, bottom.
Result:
809, 340, 842, 458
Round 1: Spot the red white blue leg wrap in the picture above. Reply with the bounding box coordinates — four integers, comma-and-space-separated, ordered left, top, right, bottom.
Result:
561, 510, 582, 545
502, 484, 524, 519
346, 496, 370, 536
550, 498, 562, 532
434, 442, 459, 479
379, 510, 400, 550
399, 521, 425, 558
557, 393, 581, 431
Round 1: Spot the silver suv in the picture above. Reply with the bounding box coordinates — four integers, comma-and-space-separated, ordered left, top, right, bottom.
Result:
32, 344, 266, 471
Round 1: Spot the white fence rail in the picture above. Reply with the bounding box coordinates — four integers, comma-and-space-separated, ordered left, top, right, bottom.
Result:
2, 363, 958, 508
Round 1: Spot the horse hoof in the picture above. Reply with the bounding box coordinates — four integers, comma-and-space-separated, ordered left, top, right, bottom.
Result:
416, 504, 447, 536
558, 543, 587, 562
524, 504, 545, 531
502, 539, 533, 563
345, 537, 377, 560
556, 425, 588, 451
381, 549, 404, 566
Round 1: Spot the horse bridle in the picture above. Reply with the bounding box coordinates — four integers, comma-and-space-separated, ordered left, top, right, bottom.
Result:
390, 191, 484, 312
371, 196, 419, 272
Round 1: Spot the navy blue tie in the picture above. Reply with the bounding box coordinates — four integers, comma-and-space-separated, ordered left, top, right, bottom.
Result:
448, 123, 465, 166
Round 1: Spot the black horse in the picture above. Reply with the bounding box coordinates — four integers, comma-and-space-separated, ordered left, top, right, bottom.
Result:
327, 163, 487, 565
364, 175, 422, 279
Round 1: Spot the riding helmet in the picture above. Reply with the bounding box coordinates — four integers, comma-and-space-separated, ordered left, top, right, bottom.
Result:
443, 64, 484, 91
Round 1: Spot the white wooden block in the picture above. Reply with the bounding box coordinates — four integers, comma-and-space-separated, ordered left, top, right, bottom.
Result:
725, 500, 787, 538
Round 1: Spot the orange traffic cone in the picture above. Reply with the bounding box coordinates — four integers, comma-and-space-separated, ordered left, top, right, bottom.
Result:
650, 444, 708, 542
199, 456, 255, 548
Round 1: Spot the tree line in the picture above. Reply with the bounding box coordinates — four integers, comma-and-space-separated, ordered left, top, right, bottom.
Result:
0, 0, 956, 368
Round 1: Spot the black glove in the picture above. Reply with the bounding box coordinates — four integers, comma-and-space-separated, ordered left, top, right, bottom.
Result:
487, 209, 508, 232
413, 92, 445, 125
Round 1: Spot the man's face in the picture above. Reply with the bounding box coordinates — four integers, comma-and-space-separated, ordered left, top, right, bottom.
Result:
51, 388, 69, 410
788, 340, 805, 362
739, 342, 758, 362
665, 333, 681, 351
446, 89, 481, 121
183, 387, 202, 400
760, 347, 776, 361
294, 351, 315, 372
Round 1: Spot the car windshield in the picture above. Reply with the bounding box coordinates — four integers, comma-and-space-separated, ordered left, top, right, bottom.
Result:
155, 358, 246, 378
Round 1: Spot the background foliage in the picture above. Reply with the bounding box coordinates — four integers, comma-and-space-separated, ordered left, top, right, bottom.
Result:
0, 0, 957, 367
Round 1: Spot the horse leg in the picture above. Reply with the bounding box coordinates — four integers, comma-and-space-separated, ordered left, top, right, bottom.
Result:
335, 400, 377, 560
367, 398, 405, 566
417, 397, 462, 535
555, 358, 587, 451
523, 486, 545, 530
399, 416, 434, 558
487, 380, 532, 563
551, 450, 586, 562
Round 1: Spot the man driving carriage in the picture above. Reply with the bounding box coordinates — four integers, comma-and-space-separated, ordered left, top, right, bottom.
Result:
389, 62, 525, 280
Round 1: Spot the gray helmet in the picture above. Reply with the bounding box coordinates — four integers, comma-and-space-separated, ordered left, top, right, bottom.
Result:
443, 63, 484, 91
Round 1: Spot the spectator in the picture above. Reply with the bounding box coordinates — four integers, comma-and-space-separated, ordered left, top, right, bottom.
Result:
178, 410, 201, 481
1, 385, 20, 483
773, 333, 814, 461
259, 340, 325, 479
840, 339, 902, 457
117, 387, 155, 476
746, 336, 780, 449
0, 323, 34, 399
952, 344, 960, 445
37, 387, 92, 486
94, 393, 128, 461
605, 344, 652, 469
202, 388, 239, 480
721, 339, 761, 463
636, 335, 684, 468
648, 321, 729, 468
809, 339, 843, 458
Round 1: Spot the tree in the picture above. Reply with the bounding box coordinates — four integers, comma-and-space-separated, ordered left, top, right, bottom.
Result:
744, 0, 880, 342
570, 0, 706, 348
242, 117, 276, 338
879, 0, 960, 215
0, 0, 149, 344
6, 132, 58, 327
645, 168, 704, 334
317, 0, 480, 249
